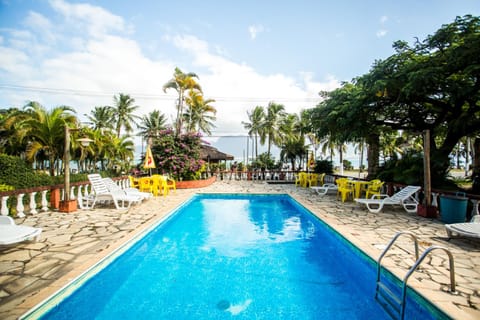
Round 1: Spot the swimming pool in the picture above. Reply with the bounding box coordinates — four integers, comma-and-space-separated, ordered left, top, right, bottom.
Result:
24, 194, 449, 319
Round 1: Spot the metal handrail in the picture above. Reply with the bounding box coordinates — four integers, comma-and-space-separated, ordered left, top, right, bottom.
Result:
400, 246, 456, 319
376, 231, 420, 292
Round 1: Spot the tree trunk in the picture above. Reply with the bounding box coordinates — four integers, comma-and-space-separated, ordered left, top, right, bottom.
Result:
465, 138, 470, 176
254, 134, 258, 159
473, 137, 480, 177
359, 141, 364, 173
338, 147, 344, 175
366, 133, 380, 178
49, 155, 56, 176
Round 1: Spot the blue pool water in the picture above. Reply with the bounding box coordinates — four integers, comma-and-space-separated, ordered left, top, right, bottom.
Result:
32, 194, 448, 319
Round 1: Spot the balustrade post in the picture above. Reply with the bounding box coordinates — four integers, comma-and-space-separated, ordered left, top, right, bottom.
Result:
41, 190, 49, 212
77, 185, 84, 209
70, 186, 76, 200
1, 196, 9, 216
29, 192, 38, 215
432, 192, 439, 207
470, 199, 479, 218
16, 193, 25, 218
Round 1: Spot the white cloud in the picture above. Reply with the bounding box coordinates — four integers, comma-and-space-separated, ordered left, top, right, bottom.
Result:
376, 15, 388, 38
248, 24, 265, 40
1, 1, 338, 138
49, 0, 132, 37
376, 29, 388, 38
168, 34, 336, 134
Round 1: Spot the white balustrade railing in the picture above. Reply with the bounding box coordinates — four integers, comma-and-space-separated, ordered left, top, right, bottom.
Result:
0, 177, 130, 217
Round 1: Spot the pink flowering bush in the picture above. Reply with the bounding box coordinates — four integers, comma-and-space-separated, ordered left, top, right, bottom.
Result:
151, 130, 205, 180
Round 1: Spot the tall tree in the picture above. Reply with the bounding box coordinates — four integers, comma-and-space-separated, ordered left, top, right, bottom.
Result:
163, 67, 202, 136
0, 108, 27, 156
261, 102, 286, 157
85, 106, 115, 133
112, 93, 140, 138
359, 15, 480, 179
242, 105, 265, 160
137, 109, 169, 142
6, 102, 77, 176
278, 113, 309, 170
184, 90, 217, 134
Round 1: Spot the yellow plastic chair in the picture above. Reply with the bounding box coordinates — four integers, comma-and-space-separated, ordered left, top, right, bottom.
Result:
365, 180, 384, 199
336, 178, 354, 202
295, 172, 308, 187
128, 176, 139, 189
138, 177, 153, 194
151, 175, 167, 197
317, 173, 325, 186
159, 175, 176, 195
308, 173, 319, 187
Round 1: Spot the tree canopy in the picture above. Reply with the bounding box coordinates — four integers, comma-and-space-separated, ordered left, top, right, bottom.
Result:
310, 15, 480, 183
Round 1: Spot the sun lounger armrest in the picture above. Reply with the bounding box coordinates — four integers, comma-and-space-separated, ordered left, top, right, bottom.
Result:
371, 194, 389, 200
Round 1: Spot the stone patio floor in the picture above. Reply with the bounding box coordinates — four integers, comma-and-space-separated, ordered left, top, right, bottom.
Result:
0, 180, 479, 319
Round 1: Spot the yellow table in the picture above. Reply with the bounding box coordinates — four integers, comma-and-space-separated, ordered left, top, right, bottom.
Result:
349, 180, 370, 199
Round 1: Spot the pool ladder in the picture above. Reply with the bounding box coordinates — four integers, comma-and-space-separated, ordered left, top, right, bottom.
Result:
375, 231, 456, 320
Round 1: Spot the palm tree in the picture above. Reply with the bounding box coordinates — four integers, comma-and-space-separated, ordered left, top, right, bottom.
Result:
89, 129, 111, 171
320, 135, 337, 163
260, 102, 286, 157
103, 134, 135, 171
353, 139, 366, 173
163, 67, 202, 136
184, 91, 217, 134
112, 93, 140, 138
0, 108, 27, 156
280, 134, 307, 171
72, 126, 95, 173
137, 110, 169, 142
111, 135, 135, 172
85, 106, 115, 133
242, 106, 265, 160
7, 101, 78, 176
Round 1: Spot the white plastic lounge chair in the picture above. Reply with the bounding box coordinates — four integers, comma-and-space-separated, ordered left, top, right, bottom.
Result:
445, 214, 480, 239
0, 216, 42, 245
102, 177, 152, 200
87, 174, 142, 210
311, 183, 338, 196
354, 185, 421, 213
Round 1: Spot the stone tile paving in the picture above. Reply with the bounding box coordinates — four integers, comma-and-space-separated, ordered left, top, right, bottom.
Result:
0, 180, 479, 319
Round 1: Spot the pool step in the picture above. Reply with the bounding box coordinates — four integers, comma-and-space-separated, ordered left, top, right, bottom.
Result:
375, 231, 457, 320
376, 282, 401, 318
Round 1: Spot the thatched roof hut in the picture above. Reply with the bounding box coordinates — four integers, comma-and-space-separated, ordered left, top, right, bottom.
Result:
200, 145, 234, 163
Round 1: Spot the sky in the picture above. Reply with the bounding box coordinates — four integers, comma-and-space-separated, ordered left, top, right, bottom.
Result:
0, 0, 479, 164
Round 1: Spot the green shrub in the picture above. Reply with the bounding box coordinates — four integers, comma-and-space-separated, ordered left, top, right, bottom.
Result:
151, 130, 205, 180
377, 151, 457, 189
0, 184, 14, 192
343, 159, 354, 171
314, 160, 334, 174
0, 154, 53, 189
